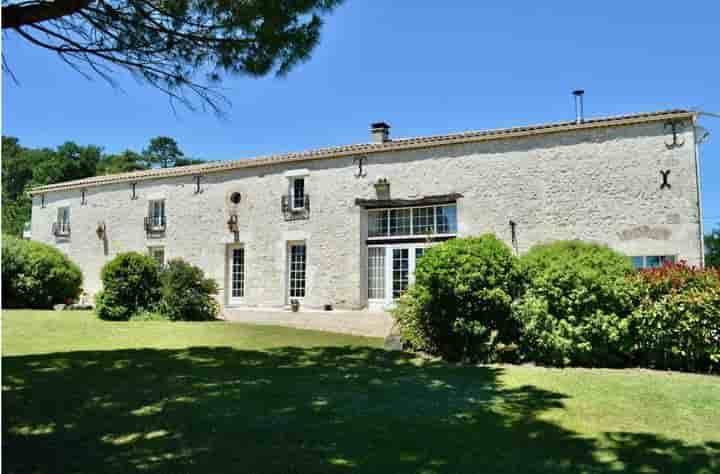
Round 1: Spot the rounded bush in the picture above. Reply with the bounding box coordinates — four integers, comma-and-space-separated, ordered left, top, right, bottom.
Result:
95, 252, 160, 320
629, 263, 720, 372
513, 240, 634, 366
2, 235, 83, 308
158, 259, 219, 321
392, 235, 521, 362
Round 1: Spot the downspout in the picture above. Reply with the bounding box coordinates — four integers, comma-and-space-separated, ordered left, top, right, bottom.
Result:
692, 115, 710, 268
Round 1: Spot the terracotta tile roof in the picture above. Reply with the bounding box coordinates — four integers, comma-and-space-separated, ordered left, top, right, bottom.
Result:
29, 109, 695, 195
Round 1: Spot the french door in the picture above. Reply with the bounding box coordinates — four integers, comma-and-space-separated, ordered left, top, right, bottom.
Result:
227, 245, 245, 305
288, 243, 307, 301
368, 244, 427, 307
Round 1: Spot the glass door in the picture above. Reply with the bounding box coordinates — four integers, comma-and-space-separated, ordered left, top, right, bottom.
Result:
288, 243, 307, 301
227, 245, 244, 305
368, 243, 429, 308
392, 248, 410, 299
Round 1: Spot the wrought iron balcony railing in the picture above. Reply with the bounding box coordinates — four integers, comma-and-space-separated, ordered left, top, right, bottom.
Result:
144, 215, 166, 236
281, 195, 310, 221
52, 222, 71, 237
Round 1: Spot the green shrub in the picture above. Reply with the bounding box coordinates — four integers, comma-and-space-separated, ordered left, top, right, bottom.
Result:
2, 235, 83, 308
629, 264, 720, 372
392, 235, 521, 362
513, 240, 634, 367
158, 259, 219, 321
95, 252, 161, 321
129, 309, 169, 321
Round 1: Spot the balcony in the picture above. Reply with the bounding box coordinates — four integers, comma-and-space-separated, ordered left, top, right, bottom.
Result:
52, 222, 71, 239
144, 216, 166, 237
281, 195, 310, 221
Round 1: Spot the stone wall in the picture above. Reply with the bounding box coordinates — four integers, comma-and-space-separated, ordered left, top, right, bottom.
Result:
31, 119, 702, 309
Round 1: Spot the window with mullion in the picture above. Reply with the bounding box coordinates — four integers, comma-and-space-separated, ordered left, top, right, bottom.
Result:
412, 207, 434, 235
368, 210, 389, 237
291, 178, 305, 210
436, 205, 457, 234
368, 247, 385, 299
389, 209, 411, 236
231, 247, 245, 298
368, 204, 457, 239
57, 207, 71, 233
149, 200, 166, 227
289, 244, 306, 298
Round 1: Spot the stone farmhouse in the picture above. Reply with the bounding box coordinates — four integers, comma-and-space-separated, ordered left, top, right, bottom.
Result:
29, 107, 706, 311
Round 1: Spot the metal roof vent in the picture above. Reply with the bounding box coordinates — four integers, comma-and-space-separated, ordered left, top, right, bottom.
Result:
573, 90, 585, 124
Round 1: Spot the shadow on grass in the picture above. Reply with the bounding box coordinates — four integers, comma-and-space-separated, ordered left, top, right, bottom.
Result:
2, 346, 718, 473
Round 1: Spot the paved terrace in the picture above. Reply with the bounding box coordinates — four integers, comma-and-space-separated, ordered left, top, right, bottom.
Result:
221, 308, 394, 338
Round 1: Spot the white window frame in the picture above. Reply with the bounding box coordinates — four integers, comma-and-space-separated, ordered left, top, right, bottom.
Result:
148, 199, 166, 228
227, 244, 245, 305
367, 204, 458, 241
631, 255, 677, 269
56, 206, 71, 234
148, 246, 165, 267
285, 169, 309, 212
368, 242, 431, 306
290, 177, 305, 210
288, 242, 307, 301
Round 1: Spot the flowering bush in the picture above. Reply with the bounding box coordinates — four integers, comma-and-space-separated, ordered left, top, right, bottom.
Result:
628, 261, 720, 302
629, 263, 720, 373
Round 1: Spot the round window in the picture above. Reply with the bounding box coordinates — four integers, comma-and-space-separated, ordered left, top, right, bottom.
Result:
229, 192, 242, 204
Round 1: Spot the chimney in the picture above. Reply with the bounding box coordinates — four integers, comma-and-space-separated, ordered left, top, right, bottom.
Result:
572, 90, 585, 124
371, 122, 390, 143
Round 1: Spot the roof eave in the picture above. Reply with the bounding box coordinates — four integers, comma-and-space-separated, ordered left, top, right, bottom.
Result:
28, 109, 696, 196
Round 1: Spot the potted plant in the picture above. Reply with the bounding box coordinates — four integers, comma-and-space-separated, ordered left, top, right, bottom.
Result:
290, 299, 300, 312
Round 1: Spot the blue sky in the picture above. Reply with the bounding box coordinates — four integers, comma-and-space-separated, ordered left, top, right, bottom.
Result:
3, 1, 719, 230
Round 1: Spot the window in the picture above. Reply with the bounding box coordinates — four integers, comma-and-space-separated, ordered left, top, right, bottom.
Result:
148, 200, 166, 228
368, 247, 386, 299
631, 255, 676, 269
389, 209, 411, 236
148, 247, 165, 267
289, 243, 306, 299
231, 247, 245, 299
56, 207, 71, 235
412, 207, 434, 235
435, 205, 457, 234
368, 210, 389, 237
291, 177, 305, 210
392, 248, 410, 298
368, 204, 458, 239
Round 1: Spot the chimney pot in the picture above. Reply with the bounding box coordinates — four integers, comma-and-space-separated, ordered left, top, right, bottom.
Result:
371, 122, 390, 143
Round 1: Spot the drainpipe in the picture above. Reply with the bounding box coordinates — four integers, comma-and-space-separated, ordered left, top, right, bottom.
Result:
693, 117, 710, 268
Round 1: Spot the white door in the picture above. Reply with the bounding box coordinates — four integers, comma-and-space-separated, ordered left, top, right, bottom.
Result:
288, 243, 307, 301
227, 245, 245, 305
368, 244, 428, 308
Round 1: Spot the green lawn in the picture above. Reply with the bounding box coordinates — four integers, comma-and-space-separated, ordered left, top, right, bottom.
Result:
3, 310, 719, 473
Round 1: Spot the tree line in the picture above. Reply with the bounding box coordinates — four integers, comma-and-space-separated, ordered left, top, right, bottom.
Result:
2, 135, 203, 236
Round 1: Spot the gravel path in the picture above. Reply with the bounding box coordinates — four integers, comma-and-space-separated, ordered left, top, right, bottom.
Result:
221, 308, 394, 338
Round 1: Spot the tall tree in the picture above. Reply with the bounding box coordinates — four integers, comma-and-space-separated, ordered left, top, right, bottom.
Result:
2, 0, 343, 112
98, 150, 149, 174
2, 137, 101, 236
143, 136, 183, 168
706, 225, 720, 268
